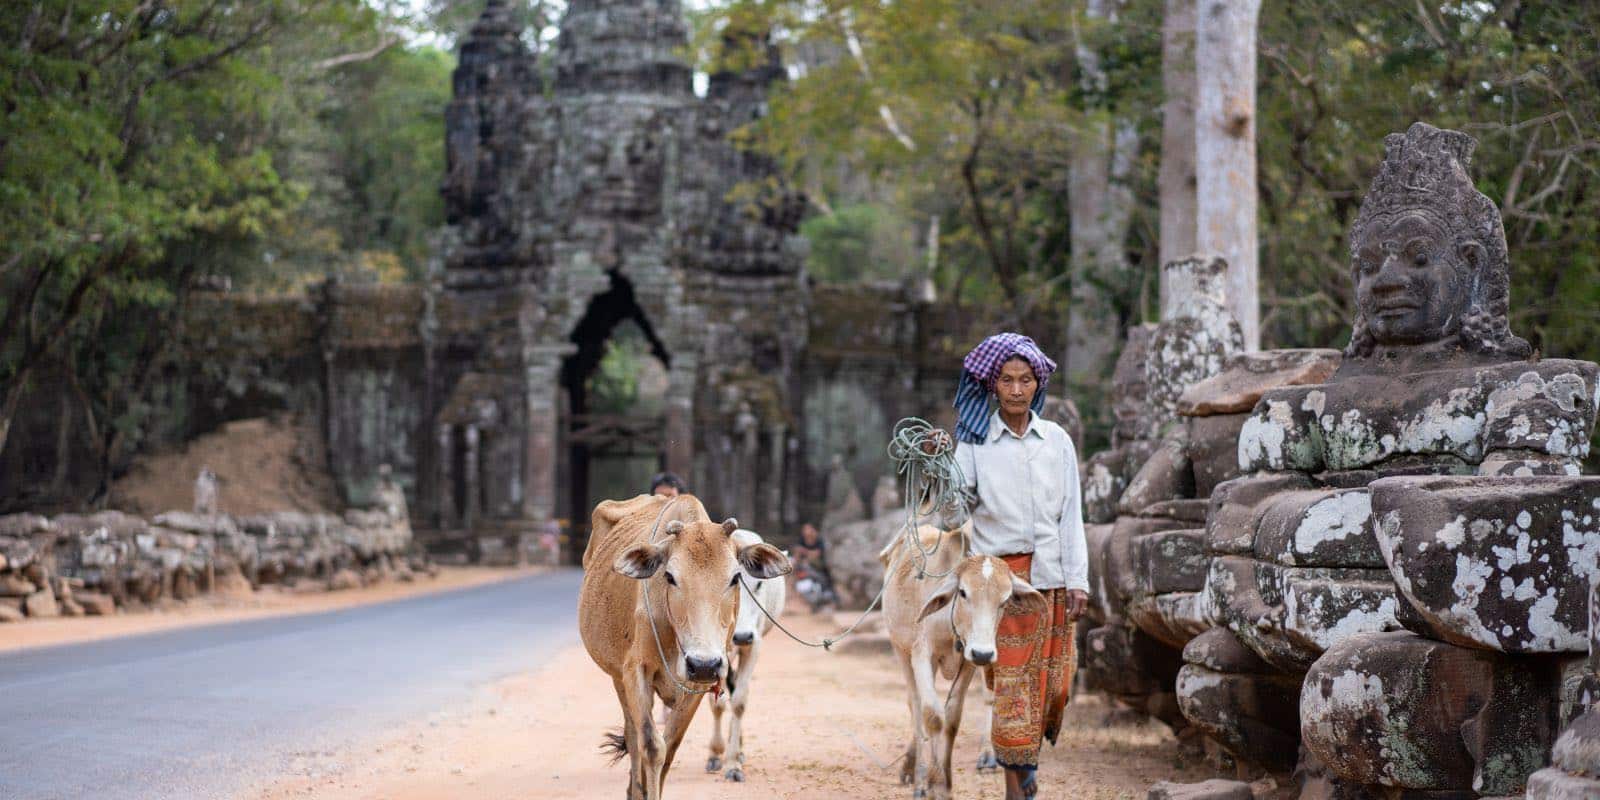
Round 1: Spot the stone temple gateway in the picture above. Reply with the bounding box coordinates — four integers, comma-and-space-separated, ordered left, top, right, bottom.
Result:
426, 0, 810, 551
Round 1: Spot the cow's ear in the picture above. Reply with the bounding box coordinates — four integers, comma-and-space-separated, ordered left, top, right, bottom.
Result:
1009, 573, 1048, 616
738, 543, 791, 580
615, 543, 667, 579
721, 518, 739, 536
917, 574, 961, 623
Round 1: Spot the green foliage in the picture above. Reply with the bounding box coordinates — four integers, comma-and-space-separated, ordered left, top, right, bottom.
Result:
0, 0, 457, 501
713, 0, 1600, 452
799, 203, 919, 283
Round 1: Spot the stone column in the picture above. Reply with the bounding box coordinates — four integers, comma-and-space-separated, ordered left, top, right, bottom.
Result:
463, 424, 481, 530
664, 354, 698, 480
436, 423, 456, 528
522, 344, 573, 523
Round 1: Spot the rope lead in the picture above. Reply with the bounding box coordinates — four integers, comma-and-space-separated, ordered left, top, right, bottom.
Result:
738, 417, 971, 651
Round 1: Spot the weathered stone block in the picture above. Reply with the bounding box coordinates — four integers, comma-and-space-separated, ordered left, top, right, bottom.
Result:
1301, 631, 1556, 795
0, 598, 22, 622
1128, 591, 1211, 650
1282, 570, 1402, 654
1085, 522, 1117, 622
1142, 499, 1211, 524
1187, 413, 1250, 499
1109, 515, 1193, 609
1134, 529, 1209, 595
1372, 475, 1600, 653
23, 586, 58, 618
1183, 627, 1274, 674
1120, 435, 1196, 516
1082, 625, 1170, 698
1177, 348, 1342, 417
0, 574, 36, 597
1176, 663, 1301, 771
1253, 488, 1384, 568
1207, 473, 1316, 556
1526, 766, 1600, 800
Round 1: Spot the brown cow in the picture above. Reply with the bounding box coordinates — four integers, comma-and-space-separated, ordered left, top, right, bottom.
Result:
579, 494, 790, 799
881, 524, 1046, 800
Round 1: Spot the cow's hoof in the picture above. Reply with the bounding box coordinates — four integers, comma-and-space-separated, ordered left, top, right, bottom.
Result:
976, 751, 999, 772
899, 764, 915, 785
705, 756, 722, 773
724, 767, 745, 782
912, 789, 928, 799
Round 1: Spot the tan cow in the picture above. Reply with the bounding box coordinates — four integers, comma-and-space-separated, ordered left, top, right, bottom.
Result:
881, 525, 1046, 800
579, 493, 790, 800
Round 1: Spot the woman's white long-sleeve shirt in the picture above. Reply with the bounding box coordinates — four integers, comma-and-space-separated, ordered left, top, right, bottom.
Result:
952, 410, 1090, 593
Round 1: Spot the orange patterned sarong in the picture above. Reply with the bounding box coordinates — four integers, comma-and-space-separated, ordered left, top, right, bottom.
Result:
988, 553, 1074, 768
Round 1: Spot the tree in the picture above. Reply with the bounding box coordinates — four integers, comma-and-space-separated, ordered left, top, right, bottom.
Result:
0, 1, 433, 501
1194, 0, 1262, 349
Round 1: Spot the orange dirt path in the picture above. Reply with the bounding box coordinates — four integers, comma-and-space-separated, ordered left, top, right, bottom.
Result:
245, 608, 1210, 799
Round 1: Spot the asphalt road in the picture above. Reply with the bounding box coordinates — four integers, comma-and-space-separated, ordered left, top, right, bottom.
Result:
0, 569, 584, 800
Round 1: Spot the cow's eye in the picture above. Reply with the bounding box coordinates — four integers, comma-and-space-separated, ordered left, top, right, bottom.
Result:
664, 572, 677, 587
957, 587, 967, 599
729, 574, 740, 587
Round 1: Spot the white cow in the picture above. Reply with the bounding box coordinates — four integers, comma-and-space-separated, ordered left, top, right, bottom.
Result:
881, 524, 1045, 800
705, 529, 787, 782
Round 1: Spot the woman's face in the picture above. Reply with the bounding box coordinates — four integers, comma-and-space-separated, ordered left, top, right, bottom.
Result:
994, 358, 1038, 418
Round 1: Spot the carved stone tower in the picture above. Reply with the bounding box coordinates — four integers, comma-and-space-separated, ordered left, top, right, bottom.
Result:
425, 0, 808, 556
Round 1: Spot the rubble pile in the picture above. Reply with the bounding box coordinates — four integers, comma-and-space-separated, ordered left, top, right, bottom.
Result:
0, 504, 427, 622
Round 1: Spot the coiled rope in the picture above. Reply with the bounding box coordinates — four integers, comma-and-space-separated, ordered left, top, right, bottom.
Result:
738, 417, 972, 651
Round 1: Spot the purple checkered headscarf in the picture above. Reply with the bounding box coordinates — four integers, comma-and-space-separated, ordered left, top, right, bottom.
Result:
953, 332, 1058, 444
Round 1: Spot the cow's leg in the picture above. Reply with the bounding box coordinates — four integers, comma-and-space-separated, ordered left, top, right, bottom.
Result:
623, 667, 664, 800
898, 652, 921, 787
658, 686, 704, 789
706, 684, 726, 773
723, 642, 759, 782
973, 671, 999, 772
610, 675, 641, 800
935, 664, 976, 800
910, 648, 944, 800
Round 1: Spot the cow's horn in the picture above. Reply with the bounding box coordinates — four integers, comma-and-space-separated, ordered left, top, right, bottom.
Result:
721, 518, 739, 535
665, 520, 685, 536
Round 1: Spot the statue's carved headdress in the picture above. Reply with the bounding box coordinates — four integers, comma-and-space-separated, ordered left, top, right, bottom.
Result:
1346, 122, 1530, 358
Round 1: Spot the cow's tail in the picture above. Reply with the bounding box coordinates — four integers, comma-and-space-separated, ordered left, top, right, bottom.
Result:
599, 728, 628, 764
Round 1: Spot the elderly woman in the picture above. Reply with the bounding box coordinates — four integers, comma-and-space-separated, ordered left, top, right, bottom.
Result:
939, 332, 1090, 800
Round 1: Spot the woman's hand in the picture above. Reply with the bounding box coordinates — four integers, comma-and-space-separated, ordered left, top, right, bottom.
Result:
1065, 590, 1089, 620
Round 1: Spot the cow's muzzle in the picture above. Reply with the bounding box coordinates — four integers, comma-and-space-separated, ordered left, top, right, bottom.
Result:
732, 631, 755, 646
685, 654, 724, 682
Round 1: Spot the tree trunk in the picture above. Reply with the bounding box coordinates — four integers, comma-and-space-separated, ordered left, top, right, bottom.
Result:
1195, 0, 1261, 349
1064, 0, 1137, 389
0, 370, 29, 462
1159, 0, 1199, 317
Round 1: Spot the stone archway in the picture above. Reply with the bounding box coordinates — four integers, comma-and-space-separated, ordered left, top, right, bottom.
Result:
559, 273, 672, 547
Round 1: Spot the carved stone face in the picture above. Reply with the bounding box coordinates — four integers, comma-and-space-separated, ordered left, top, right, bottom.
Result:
1353, 212, 1470, 346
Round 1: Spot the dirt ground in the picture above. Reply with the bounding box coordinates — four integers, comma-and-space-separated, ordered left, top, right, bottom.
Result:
111, 415, 341, 516
0, 566, 542, 654
245, 608, 1215, 800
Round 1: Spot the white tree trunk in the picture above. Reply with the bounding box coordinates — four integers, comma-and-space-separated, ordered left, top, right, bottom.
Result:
1159, 0, 1198, 319
1195, 0, 1261, 349
1065, 0, 1137, 389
